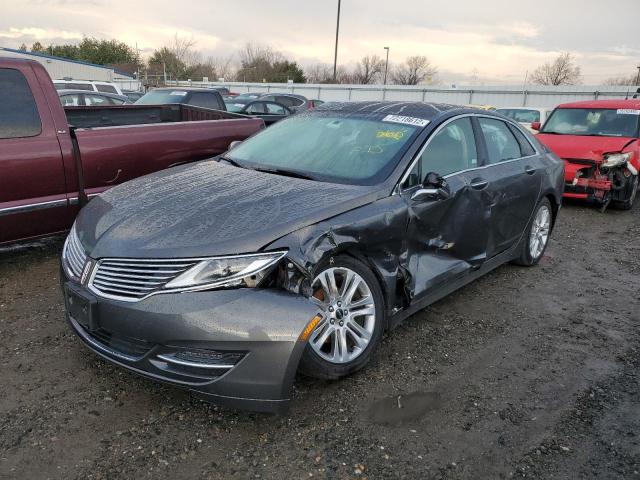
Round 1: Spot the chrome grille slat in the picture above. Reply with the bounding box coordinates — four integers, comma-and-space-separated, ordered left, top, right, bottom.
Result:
89, 257, 199, 301
93, 278, 160, 289
98, 266, 189, 274
62, 226, 87, 280
91, 270, 174, 281
93, 273, 168, 286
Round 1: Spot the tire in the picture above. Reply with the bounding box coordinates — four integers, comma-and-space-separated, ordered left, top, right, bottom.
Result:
612, 174, 638, 211
513, 198, 553, 266
299, 255, 385, 380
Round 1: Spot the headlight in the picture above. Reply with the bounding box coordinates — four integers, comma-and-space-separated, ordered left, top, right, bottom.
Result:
602, 152, 632, 168
164, 251, 287, 291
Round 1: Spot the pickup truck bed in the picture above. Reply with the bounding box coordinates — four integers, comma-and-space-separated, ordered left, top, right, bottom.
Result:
0, 58, 264, 245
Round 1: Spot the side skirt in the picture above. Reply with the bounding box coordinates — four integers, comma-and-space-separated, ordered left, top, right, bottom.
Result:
389, 246, 519, 328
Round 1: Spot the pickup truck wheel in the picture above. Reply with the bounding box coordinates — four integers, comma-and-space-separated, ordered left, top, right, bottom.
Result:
612, 174, 638, 211
299, 255, 384, 380
513, 198, 552, 267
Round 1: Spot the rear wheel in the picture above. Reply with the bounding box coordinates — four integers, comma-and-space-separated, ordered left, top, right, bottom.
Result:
299, 255, 384, 379
513, 198, 552, 266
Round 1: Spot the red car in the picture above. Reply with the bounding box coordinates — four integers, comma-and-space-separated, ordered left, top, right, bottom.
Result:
534, 100, 640, 210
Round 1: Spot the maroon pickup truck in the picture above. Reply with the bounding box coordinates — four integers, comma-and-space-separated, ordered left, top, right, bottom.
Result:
0, 58, 264, 246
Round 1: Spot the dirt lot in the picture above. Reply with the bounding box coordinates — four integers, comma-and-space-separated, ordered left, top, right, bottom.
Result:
1, 201, 639, 480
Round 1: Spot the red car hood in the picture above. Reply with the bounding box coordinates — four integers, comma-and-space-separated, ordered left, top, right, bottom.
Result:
536, 134, 635, 162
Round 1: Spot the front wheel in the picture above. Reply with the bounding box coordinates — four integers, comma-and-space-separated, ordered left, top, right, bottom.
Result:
513, 198, 552, 266
299, 255, 384, 380
612, 174, 638, 210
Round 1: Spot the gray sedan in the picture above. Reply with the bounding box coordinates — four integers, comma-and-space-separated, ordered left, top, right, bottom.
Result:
61, 102, 564, 413
58, 89, 131, 106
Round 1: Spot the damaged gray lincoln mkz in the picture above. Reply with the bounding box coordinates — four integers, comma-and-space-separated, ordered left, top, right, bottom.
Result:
61, 102, 564, 413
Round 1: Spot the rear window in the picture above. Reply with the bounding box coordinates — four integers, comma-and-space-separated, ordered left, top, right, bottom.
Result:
497, 108, 540, 123
135, 90, 190, 105
0, 68, 41, 139
56, 82, 93, 91
96, 84, 118, 94
188, 92, 224, 110
542, 108, 640, 137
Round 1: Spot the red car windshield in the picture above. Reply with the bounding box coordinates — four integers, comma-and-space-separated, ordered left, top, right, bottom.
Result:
542, 108, 640, 138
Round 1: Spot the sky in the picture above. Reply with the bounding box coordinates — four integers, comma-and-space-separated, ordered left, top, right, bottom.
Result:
1, 0, 639, 85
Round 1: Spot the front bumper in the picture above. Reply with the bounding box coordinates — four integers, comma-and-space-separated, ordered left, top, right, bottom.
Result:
61, 267, 319, 413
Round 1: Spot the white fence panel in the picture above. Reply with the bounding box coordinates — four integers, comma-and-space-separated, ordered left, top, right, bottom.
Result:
168, 81, 640, 109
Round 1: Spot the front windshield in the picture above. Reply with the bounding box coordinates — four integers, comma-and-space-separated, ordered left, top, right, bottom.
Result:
542, 108, 640, 137
226, 113, 421, 185
135, 90, 189, 105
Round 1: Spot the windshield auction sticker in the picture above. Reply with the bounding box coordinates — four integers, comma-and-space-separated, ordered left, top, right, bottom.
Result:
170, 91, 188, 96
382, 114, 430, 127
617, 109, 640, 115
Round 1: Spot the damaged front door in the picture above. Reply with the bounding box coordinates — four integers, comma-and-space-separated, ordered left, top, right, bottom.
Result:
399, 116, 491, 302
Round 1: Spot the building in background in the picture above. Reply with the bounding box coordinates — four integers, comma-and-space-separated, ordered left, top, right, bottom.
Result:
0, 47, 141, 91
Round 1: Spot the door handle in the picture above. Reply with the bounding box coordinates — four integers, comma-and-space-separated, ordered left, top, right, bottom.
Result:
469, 178, 489, 190
524, 166, 536, 175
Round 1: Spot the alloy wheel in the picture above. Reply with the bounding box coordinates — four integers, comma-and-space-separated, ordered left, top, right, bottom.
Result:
529, 204, 551, 259
309, 267, 376, 364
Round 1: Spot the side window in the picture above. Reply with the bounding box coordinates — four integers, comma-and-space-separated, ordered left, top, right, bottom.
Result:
513, 109, 540, 123
84, 94, 111, 106
188, 92, 220, 109
478, 118, 522, 164
508, 124, 536, 156
96, 84, 118, 94
276, 96, 300, 108
107, 97, 125, 105
60, 94, 81, 106
265, 102, 286, 114
246, 102, 266, 114
403, 117, 477, 188
0, 68, 42, 139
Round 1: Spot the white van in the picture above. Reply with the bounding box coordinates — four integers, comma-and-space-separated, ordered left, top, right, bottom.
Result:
53, 79, 124, 96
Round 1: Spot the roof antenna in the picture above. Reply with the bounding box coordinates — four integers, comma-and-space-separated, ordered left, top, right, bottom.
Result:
625, 87, 630, 100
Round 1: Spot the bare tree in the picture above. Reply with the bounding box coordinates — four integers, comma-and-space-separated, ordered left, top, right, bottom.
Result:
603, 74, 639, 86
353, 55, 385, 84
210, 55, 235, 81
172, 34, 198, 68
390, 56, 438, 85
531, 52, 581, 86
305, 63, 334, 83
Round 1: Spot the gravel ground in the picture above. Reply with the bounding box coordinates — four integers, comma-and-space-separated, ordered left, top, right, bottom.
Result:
1, 201, 639, 479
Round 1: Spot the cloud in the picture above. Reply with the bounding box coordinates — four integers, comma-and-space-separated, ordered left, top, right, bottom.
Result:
0, 27, 82, 41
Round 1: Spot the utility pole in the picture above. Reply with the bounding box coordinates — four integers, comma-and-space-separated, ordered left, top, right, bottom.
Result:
383, 46, 390, 85
635, 65, 640, 86
332, 0, 341, 82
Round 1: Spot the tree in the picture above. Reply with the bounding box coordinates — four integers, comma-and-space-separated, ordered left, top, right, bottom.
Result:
353, 55, 385, 84
148, 47, 186, 80
604, 73, 639, 86
31, 41, 44, 52
531, 53, 581, 86
305, 63, 334, 83
390, 56, 438, 85
18, 43, 27, 52
236, 43, 305, 83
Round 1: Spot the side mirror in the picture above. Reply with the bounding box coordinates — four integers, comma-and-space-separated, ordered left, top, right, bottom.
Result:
229, 140, 243, 149
530, 121, 541, 131
411, 172, 450, 202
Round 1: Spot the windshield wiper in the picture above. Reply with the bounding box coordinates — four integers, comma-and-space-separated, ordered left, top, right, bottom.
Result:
252, 167, 316, 181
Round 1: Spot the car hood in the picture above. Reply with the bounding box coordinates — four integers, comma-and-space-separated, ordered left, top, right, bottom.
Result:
536, 134, 636, 162
76, 161, 382, 259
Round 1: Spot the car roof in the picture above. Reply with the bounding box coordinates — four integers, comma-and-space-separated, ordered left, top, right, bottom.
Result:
556, 99, 640, 109
57, 89, 124, 98
314, 101, 472, 123
496, 106, 547, 110
152, 87, 221, 93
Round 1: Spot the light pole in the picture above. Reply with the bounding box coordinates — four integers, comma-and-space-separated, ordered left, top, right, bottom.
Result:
635, 65, 640, 86
383, 46, 390, 85
332, 0, 341, 82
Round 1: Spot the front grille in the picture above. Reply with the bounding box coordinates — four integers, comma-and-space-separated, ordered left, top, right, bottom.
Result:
63, 226, 87, 280
89, 258, 198, 301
